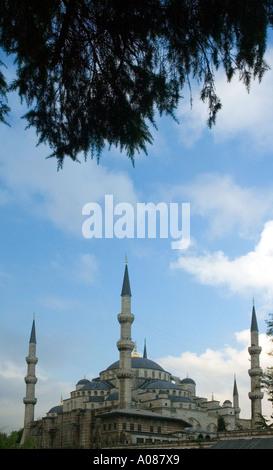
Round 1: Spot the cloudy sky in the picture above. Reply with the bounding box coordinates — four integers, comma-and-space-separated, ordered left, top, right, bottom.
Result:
1, 42, 273, 433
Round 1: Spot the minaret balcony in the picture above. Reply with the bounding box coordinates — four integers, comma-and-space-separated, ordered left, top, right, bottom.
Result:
248, 367, 263, 377
248, 391, 264, 400
117, 313, 134, 324
24, 375, 38, 384
25, 355, 38, 364
23, 397, 37, 405
117, 369, 134, 379
248, 345, 262, 355
117, 339, 135, 351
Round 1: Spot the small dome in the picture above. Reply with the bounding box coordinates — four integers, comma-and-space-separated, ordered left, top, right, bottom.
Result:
223, 399, 232, 407
76, 378, 91, 386
180, 377, 196, 385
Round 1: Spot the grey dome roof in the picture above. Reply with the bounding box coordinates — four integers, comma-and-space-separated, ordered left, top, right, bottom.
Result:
80, 380, 112, 391
107, 357, 164, 371
223, 399, 232, 405
77, 378, 91, 386
180, 377, 196, 385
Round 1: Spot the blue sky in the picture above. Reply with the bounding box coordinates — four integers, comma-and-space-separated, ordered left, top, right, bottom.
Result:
1, 44, 273, 433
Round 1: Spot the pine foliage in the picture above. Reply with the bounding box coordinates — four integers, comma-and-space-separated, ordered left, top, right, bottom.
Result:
0, 1, 272, 167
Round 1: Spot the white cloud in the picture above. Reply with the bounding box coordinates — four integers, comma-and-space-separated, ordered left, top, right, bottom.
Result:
157, 331, 272, 420
0, 124, 139, 237
171, 220, 273, 302
173, 173, 273, 238
0, 364, 73, 433
177, 48, 273, 153
0, 361, 25, 380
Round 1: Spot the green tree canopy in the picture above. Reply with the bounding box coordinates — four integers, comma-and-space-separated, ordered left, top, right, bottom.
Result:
262, 313, 273, 416
0, 0, 272, 167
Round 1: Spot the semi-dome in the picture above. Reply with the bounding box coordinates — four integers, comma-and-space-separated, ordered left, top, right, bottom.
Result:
106, 391, 119, 401
107, 356, 164, 371
48, 405, 63, 414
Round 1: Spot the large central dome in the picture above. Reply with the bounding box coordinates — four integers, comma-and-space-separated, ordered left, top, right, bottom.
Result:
107, 356, 164, 371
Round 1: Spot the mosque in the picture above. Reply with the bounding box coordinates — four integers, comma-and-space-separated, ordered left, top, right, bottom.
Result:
20, 262, 264, 448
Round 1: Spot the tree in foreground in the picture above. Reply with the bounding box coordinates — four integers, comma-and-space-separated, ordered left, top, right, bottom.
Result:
0, 0, 272, 167
262, 313, 273, 420
217, 415, 226, 432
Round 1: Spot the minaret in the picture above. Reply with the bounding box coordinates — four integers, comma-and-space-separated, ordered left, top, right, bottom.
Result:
143, 338, 147, 359
116, 259, 135, 408
20, 316, 38, 445
233, 375, 240, 418
248, 302, 263, 427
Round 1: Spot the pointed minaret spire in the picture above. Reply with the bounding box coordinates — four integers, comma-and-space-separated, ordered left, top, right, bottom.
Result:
121, 258, 131, 297
233, 374, 238, 396
251, 301, 258, 331
29, 314, 36, 344
20, 316, 38, 445
117, 260, 135, 408
233, 375, 240, 418
143, 338, 147, 359
248, 301, 264, 427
